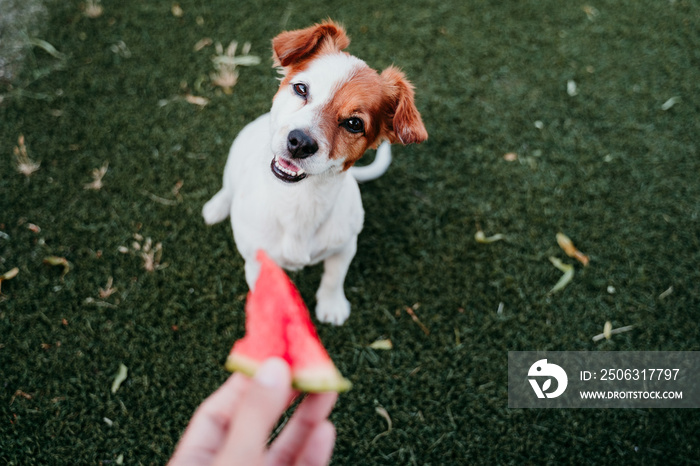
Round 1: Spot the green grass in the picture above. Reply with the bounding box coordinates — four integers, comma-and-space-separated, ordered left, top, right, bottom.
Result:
1, 0, 699, 464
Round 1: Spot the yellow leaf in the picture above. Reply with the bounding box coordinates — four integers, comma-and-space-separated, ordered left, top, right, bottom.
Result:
556, 232, 589, 266
548, 256, 574, 294
184, 94, 209, 107
0, 267, 19, 280
475, 230, 506, 243
111, 363, 128, 394
369, 339, 393, 350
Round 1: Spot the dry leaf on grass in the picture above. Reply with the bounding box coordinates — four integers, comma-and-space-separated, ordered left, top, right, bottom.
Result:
193, 38, 213, 52
43, 256, 71, 279
592, 323, 634, 342
548, 256, 574, 294
171, 3, 183, 17
556, 232, 589, 266
10, 390, 32, 405
124, 235, 166, 272
141, 239, 163, 272
28, 38, 66, 60
142, 190, 179, 206
658, 286, 673, 299
84, 297, 117, 309
475, 229, 506, 243
99, 277, 117, 299
0, 268, 19, 281
184, 94, 209, 107
661, 96, 680, 111
405, 305, 430, 336
604, 321, 613, 339
84, 0, 103, 18
0, 267, 19, 294
210, 69, 239, 94
111, 363, 128, 394
582, 5, 599, 20
84, 162, 109, 190
372, 406, 392, 444
14, 135, 40, 176
172, 180, 184, 199
369, 339, 393, 350
210, 41, 261, 94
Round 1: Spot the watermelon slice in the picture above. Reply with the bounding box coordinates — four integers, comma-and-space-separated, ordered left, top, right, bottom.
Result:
225, 250, 352, 393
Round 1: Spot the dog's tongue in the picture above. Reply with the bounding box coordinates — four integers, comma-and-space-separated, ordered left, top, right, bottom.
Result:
278, 157, 301, 174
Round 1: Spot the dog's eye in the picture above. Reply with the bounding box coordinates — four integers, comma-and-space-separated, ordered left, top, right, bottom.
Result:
293, 83, 308, 98
342, 118, 364, 134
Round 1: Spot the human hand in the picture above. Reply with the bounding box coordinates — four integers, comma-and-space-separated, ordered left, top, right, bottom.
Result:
169, 358, 338, 466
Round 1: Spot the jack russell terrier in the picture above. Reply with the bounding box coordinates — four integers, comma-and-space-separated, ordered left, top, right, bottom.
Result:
202, 20, 427, 325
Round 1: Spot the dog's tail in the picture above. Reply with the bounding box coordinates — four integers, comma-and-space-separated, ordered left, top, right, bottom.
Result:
350, 141, 392, 183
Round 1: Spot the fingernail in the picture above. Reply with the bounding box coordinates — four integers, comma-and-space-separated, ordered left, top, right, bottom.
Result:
255, 358, 290, 388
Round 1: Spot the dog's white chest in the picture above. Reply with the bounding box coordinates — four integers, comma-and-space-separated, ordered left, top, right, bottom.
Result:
231, 180, 363, 270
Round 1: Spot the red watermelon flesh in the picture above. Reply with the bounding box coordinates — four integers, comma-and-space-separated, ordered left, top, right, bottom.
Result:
225, 250, 352, 393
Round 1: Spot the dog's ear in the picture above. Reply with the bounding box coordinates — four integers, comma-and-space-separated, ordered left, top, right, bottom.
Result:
272, 20, 350, 69
380, 66, 428, 145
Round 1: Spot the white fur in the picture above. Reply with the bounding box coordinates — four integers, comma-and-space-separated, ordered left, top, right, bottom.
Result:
350, 142, 392, 183
202, 53, 390, 325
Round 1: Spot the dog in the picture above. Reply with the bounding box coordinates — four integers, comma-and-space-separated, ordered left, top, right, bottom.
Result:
202, 20, 427, 325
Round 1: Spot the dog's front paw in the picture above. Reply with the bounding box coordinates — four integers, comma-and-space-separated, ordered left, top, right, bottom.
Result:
315, 293, 351, 326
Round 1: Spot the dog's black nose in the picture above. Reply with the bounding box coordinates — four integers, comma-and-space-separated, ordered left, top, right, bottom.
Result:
287, 130, 318, 159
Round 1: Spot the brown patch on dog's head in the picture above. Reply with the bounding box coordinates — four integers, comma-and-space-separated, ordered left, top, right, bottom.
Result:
318, 65, 387, 170
272, 20, 350, 74
318, 64, 428, 171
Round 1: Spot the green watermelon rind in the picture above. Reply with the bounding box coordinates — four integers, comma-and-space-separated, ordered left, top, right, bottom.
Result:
225, 354, 352, 393
292, 366, 353, 393
224, 353, 259, 378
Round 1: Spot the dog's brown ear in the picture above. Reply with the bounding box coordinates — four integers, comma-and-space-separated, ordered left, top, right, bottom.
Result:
380, 66, 428, 145
272, 20, 350, 69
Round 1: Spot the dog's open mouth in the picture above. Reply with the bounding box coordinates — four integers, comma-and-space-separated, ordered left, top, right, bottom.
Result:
271, 156, 307, 183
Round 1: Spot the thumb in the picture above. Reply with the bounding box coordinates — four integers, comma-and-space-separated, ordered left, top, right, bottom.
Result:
213, 358, 294, 465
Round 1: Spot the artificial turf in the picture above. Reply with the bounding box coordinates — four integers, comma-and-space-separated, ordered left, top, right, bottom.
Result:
1, 0, 699, 464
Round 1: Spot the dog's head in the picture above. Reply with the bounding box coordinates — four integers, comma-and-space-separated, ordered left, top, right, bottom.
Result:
268, 20, 427, 183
